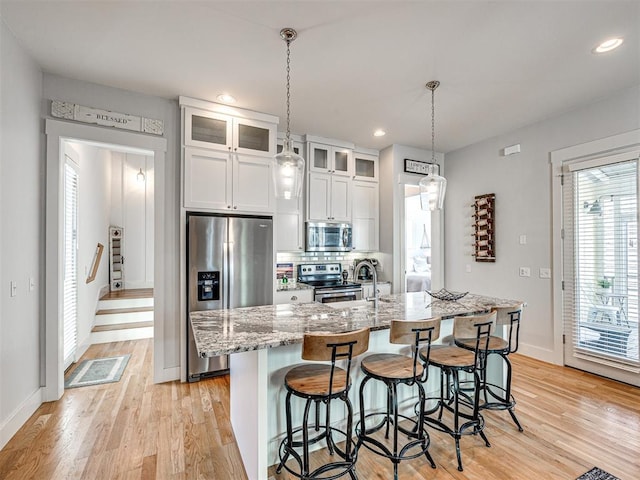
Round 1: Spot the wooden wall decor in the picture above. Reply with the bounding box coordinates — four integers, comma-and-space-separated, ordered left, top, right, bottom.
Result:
472, 193, 495, 262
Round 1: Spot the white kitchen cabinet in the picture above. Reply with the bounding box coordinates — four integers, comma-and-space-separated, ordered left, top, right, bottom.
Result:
184, 106, 277, 156
353, 151, 378, 182
308, 142, 353, 176
184, 147, 273, 213
362, 282, 391, 298
274, 289, 314, 305
352, 180, 379, 251
307, 172, 351, 222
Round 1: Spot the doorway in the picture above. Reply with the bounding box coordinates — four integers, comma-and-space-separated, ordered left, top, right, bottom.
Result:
404, 185, 433, 292
45, 119, 167, 401
560, 150, 640, 386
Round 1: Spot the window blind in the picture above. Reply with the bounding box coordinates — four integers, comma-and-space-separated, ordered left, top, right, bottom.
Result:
63, 163, 78, 369
563, 157, 639, 366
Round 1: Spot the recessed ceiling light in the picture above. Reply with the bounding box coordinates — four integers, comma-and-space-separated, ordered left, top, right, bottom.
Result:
593, 38, 624, 54
216, 93, 236, 104
373, 129, 386, 137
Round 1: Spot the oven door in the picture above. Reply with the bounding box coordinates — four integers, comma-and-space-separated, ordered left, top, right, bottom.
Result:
315, 287, 362, 303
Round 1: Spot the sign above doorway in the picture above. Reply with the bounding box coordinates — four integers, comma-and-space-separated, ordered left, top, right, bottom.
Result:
51, 100, 164, 136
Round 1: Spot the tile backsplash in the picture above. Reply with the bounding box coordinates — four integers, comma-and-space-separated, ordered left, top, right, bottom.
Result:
276, 251, 383, 283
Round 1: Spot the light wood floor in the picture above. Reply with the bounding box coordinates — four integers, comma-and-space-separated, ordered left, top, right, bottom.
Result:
1, 340, 639, 480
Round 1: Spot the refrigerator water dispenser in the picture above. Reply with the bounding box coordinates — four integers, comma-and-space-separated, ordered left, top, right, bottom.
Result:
197, 271, 220, 301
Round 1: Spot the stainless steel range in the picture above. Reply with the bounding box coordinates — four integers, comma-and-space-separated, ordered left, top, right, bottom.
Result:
298, 263, 362, 303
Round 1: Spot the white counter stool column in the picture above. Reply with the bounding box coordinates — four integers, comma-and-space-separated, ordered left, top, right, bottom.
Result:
420, 311, 495, 471
454, 303, 525, 431
276, 328, 370, 480
355, 318, 440, 480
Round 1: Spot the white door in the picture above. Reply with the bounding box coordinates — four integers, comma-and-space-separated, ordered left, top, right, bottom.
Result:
562, 152, 640, 385
63, 158, 79, 370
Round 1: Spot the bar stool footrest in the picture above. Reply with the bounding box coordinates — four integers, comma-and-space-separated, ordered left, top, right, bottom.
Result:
277, 425, 357, 480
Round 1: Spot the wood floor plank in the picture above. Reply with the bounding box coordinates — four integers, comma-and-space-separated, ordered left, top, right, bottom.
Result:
2, 341, 640, 479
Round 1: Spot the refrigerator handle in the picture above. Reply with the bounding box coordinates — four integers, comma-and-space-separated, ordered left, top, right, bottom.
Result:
227, 241, 234, 307
223, 241, 229, 309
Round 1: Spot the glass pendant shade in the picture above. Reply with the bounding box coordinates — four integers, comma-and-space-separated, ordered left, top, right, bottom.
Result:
419, 173, 447, 211
274, 138, 305, 200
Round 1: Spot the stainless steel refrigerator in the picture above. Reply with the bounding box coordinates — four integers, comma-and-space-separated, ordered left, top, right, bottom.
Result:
187, 213, 273, 382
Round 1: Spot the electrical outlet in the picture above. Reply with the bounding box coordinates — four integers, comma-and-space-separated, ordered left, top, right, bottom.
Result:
519, 234, 527, 245
465, 264, 472, 273
539, 268, 551, 279
519, 267, 531, 277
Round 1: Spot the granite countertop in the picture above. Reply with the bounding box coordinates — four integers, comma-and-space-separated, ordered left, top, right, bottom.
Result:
190, 292, 521, 358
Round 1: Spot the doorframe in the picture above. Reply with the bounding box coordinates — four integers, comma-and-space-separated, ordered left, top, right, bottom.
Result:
551, 129, 640, 367
44, 119, 167, 401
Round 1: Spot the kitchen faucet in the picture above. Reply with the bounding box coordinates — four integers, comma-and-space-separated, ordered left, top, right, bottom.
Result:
354, 259, 378, 309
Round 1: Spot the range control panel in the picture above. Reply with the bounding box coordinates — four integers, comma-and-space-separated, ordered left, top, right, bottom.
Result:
197, 271, 220, 301
298, 263, 341, 275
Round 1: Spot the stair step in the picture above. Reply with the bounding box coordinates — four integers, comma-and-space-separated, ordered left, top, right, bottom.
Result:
92, 321, 153, 333
96, 306, 153, 315
90, 325, 153, 344
100, 288, 153, 301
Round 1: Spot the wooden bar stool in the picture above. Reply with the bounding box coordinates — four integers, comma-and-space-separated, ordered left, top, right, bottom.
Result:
356, 318, 440, 480
420, 311, 495, 471
454, 303, 524, 431
276, 328, 370, 480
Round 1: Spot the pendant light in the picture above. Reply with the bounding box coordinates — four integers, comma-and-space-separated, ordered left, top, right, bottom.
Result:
419, 81, 447, 211
136, 168, 145, 183
273, 28, 305, 200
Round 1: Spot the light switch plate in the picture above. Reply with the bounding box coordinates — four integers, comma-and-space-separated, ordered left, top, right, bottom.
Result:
10, 281, 17, 297
539, 268, 551, 279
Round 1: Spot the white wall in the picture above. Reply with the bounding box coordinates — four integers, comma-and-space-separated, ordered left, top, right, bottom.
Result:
110, 152, 154, 289
0, 20, 44, 448
444, 84, 640, 362
42, 74, 180, 375
67, 142, 111, 355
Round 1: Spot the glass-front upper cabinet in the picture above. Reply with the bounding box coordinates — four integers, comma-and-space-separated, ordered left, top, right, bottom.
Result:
308, 142, 352, 176
184, 106, 276, 155
353, 151, 378, 181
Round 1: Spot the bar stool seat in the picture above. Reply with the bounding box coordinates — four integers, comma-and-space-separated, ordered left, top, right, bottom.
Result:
277, 328, 370, 480
285, 364, 348, 396
357, 318, 440, 480
360, 353, 424, 380
455, 336, 508, 352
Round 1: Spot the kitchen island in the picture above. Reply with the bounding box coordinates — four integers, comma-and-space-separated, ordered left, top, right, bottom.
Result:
191, 292, 520, 480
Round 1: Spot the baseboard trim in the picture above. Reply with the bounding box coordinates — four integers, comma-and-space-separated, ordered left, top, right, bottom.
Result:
0, 387, 43, 450
518, 343, 561, 365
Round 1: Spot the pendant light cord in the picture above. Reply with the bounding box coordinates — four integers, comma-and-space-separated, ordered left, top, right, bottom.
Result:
431, 85, 435, 163
426, 80, 440, 166
285, 39, 291, 143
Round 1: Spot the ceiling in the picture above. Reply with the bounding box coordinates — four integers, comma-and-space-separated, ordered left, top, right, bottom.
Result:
1, 1, 638, 153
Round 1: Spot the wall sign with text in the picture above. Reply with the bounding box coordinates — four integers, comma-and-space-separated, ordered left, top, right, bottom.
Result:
51, 100, 164, 136
404, 158, 440, 175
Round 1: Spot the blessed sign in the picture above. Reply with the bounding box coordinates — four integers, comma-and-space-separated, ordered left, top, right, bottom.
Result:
51, 100, 164, 136
404, 158, 440, 175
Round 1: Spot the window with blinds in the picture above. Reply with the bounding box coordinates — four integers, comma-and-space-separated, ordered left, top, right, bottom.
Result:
563, 156, 639, 367
63, 162, 78, 370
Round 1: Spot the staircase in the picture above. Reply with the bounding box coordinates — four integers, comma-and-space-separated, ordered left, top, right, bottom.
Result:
91, 288, 154, 344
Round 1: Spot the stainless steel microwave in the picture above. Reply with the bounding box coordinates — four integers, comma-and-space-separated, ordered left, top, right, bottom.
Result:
305, 222, 353, 252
